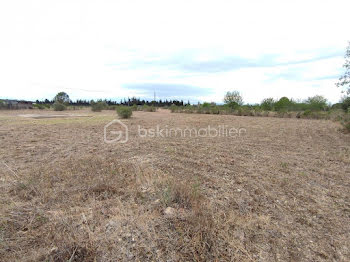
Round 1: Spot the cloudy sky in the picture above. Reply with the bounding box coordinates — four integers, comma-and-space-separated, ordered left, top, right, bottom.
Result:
0, 0, 349, 103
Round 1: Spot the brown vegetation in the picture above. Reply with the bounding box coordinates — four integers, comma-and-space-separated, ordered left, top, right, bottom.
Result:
0, 109, 349, 261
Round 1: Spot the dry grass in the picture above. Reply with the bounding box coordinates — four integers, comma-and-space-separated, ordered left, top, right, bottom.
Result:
0, 109, 349, 261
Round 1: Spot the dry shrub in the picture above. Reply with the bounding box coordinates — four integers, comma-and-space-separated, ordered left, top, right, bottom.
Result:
340, 114, 350, 132
0, 157, 262, 261
159, 179, 202, 209
45, 214, 98, 262
161, 207, 216, 261
154, 178, 217, 261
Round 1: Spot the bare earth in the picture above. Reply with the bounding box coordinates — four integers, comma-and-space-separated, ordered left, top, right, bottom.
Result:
0, 109, 349, 261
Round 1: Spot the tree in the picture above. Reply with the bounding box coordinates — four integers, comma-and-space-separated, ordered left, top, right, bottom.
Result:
336, 42, 350, 95
224, 91, 243, 108
54, 92, 70, 104
340, 96, 350, 111
305, 95, 328, 111
260, 98, 275, 111
274, 97, 292, 111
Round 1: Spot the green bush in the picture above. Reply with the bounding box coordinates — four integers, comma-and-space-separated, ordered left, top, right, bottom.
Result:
226, 101, 240, 110
106, 105, 117, 110
305, 95, 328, 111
33, 104, 45, 110
210, 106, 220, 114
91, 101, 107, 112
341, 96, 350, 112
260, 98, 275, 111
274, 97, 293, 112
142, 105, 156, 112
131, 104, 138, 111
197, 106, 210, 114
201, 102, 211, 108
237, 107, 253, 116
302, 109, 312, 118
53, 102, 66, 111
170, 104, 177, 113
254, 108, 263, 116
117, 106, 132, 118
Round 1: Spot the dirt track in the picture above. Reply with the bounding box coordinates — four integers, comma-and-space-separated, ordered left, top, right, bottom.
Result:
0, 109, 349, 261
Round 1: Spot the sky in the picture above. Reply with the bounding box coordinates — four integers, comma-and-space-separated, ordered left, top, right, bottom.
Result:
0, 0, 349, 104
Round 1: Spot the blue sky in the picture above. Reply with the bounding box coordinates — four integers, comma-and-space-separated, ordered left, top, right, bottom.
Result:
0, 0, 349, 103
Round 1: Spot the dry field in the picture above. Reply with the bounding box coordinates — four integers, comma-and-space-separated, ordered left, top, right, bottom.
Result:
0, 109, 349, 261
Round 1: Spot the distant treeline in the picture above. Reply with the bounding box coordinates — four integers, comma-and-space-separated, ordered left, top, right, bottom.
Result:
35, 97, 188, 107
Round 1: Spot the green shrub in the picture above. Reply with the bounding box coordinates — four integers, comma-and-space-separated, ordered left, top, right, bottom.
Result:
53, 102, 66, 111
235, 108, 243, 116
91, 101, 107, 112
254, 109, 263, 116
142, 105, 156, 112
305, 95, 328, 111
210, 106, 220, 114
302, 109, 312, 118
260, 98, 275, 111
198, 106, 210, 114
226, 101, 240, 110
116, 106, 132, 118
275, 97, 293, 112
33, 104, 45, 110
131, 104, 138, 111
170, 104, 177, 113
341, 96, 350, 112
301, 110, 330, 120
201, 102, 211, 108
106, 105, 117, 110
238, 107, 253, 116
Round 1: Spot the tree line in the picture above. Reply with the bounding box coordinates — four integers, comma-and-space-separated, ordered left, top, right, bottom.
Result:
35, 96, 188, 107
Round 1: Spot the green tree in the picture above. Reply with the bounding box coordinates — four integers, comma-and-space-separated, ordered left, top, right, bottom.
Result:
274, 97, 292, 111
336, 42, 350, 95
54, 92, 70, 104
260, 98, 275, 111
340, 96, 350, 111
224, 91, 243, 108
305, 95, 328, 111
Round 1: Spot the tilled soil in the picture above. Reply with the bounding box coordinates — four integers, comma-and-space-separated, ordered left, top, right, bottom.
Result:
0, 109, 349, 261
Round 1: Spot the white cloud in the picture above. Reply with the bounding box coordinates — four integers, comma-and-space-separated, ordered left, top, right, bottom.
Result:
0, 0, 349, 103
